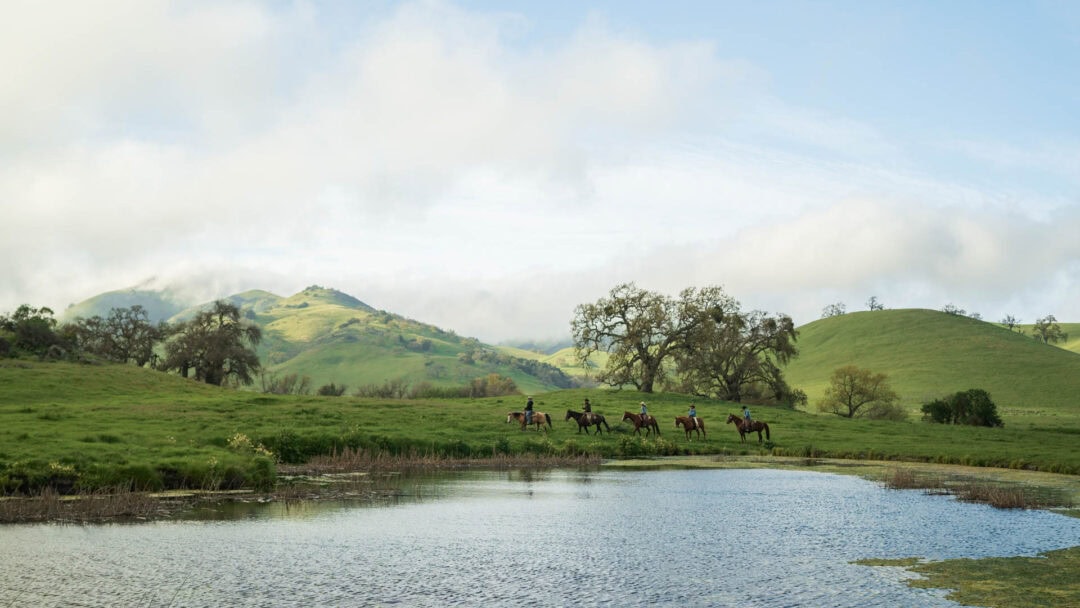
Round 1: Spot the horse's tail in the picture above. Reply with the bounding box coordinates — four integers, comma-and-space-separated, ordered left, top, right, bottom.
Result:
545, 413, 552, 427
764, 422, 770, 440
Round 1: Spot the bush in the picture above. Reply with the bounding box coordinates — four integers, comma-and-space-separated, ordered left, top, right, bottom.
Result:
864, 401, 908, 421
317, 382, 347, 396
921, 389, 1003, 427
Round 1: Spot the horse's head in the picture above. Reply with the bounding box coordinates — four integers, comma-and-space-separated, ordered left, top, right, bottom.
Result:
565, 410, 574, 420
621, 412, 633, 421
674, 418, 680, 428
726, 413, 738, 424
507, 412, 516, 423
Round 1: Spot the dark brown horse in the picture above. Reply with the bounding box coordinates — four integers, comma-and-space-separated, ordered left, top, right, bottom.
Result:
622, 411, 660, 437
507, 411, 552, 431
674, 416, 705, 441
565, 410, 611, 434
726, 413, 770, 443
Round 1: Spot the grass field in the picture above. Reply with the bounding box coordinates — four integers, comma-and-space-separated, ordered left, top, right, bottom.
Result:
3, 359, 1080, 497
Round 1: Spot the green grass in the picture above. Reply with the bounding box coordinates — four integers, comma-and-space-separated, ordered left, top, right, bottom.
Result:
784, 309, 1080, 421
1013, 321, 1080, 356
857, 547, 1080, 607
4, 360, 1080, 495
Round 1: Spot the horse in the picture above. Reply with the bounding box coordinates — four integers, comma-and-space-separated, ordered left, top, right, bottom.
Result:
674, 416, 705, 441
726, 413, 770, 443
622, 411, 660, 437
565, 409, 611, 435
508, 411, 552, 431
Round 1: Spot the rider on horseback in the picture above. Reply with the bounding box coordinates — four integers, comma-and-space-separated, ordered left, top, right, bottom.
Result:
688, 403, 698, 429
525, 396, 534, 426
639, 401, 648, 423
742, 405, 752, 430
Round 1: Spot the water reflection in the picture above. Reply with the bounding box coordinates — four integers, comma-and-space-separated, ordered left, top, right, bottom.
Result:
2, 468, 1079, 607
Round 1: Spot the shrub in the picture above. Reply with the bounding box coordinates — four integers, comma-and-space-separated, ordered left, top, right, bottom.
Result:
317, 382, 347, 396
921, 389, 1003, 427
864, 401, 908, 421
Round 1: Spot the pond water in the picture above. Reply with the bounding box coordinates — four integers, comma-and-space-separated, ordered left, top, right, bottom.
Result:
2, 468, 1080, 607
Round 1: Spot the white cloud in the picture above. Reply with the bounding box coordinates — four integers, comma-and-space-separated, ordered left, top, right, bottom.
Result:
2, 1, 1077, 342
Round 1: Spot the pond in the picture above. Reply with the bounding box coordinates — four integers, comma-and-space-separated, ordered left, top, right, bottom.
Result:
2, 468, 1079, 607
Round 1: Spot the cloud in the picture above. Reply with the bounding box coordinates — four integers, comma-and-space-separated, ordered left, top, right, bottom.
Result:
2, 1, 1077, 343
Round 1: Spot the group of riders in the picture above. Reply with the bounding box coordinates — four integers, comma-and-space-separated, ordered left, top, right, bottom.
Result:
523, 396, 754, 431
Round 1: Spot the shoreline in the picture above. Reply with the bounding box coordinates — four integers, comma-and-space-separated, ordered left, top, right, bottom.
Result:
2, 454, 1077, 525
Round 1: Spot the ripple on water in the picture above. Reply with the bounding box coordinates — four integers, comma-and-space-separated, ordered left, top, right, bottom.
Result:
2, 468, 1079, 607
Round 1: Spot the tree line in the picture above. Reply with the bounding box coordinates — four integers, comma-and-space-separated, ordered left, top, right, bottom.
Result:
0, 301, 262, 387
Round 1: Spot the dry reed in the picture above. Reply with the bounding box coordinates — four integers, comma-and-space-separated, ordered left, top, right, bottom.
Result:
883, 468, 1056, 510
0, 486, 172, 524
280, 447, 602, 476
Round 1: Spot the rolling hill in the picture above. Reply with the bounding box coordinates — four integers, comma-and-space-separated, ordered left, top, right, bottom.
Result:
63, 285, 579, 394
783, 309, 1080, 423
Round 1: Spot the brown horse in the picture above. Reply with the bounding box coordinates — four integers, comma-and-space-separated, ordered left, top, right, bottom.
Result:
726, 413, 770, 443
674, 416, 705, 441
565, 410, 611, 434
622, 411, 660, 437
508, 411, 552, 431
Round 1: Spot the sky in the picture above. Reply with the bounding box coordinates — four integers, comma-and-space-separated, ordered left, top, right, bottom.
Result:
2, 0, 1079, 343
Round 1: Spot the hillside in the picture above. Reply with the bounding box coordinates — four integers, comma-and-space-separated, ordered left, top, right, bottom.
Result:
64, 285, 575, 394
784, 309, 1080, 424
1012, 322, 1080, 356
61, 287, 188, 323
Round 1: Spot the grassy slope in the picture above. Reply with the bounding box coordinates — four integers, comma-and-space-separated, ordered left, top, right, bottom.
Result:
1012, 322, 1080, 355
785, 309, 1080, 424
494, 345, 606, 379
3, 360, 1080, 496
58, 286, 571, 395
220, 287, 566, 394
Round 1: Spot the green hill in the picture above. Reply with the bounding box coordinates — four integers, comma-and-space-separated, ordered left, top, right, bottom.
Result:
784, 309, 1080, 423
61, 287, 188, 323
66, 285, 575, 395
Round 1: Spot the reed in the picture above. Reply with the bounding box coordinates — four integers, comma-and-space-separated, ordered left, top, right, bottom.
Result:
952, 483, 1040, 509
283, 447, 603, 475
0, 486, 166, 524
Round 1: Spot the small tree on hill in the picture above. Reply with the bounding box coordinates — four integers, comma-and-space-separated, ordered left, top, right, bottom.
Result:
866, 296, 884, 311
817, 365, 903, 419
821, 302, 846, 318
1000, 315, 1021, 332
942, 303, 966, 316
1032, 315, 1067, 344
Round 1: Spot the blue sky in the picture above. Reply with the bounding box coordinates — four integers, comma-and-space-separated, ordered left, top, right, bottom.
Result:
2, 0, 1078, 342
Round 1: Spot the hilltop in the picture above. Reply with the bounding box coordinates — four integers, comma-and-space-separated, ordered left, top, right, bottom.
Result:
783, 309, 1080, 423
